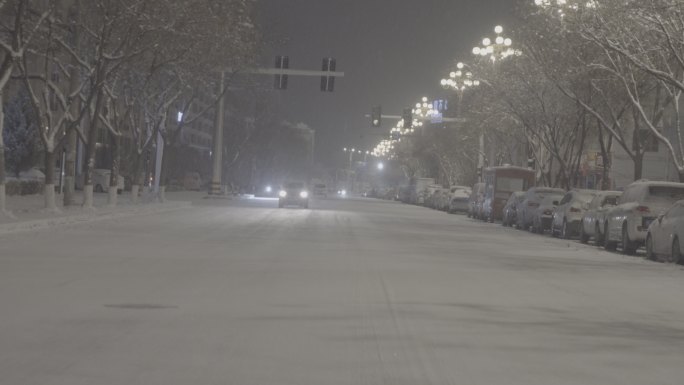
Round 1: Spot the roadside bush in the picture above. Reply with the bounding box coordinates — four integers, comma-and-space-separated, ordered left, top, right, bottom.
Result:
5, 179, 44, 196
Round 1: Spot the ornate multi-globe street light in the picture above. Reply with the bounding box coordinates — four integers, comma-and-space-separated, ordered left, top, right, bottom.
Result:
534, 0, 597, 18
440, 62, 480, 92
472, 26, 521, 63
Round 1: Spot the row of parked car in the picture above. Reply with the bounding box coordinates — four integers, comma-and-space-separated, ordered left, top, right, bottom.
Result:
478, 180, 684, 263
422, 185, 472, 214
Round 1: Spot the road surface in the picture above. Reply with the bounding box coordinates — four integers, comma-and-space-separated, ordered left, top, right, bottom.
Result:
1, 196, 684, 385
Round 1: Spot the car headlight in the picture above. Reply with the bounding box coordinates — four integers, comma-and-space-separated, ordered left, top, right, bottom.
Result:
340, 190, 347, 196
300, 191, 309, 199
279, 190, 287, 198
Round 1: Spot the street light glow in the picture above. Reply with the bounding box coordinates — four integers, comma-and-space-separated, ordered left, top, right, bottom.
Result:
377, 162, 384, 171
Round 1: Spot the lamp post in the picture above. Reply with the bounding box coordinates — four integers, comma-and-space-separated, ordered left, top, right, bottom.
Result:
471, 26, 521, 64
468, 26, 522, 180
440, 62, 481, 117
343, 147, 363, 169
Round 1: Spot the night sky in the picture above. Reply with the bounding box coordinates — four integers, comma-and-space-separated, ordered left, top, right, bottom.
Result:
256, 0, 515, 168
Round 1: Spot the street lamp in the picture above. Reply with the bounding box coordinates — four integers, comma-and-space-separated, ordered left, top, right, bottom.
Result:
534, 0, 597, 18
469, 26, 522, 181
472, 26, 521, 63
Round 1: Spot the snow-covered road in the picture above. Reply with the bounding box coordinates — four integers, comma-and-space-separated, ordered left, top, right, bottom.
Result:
1, 197, 684, 385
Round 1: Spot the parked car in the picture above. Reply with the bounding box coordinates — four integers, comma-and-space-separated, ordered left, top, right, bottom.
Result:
516, 187, 566, 230
645, 200, 684, 264
502, 191, 525, 227
530, 193, 565, 234
468, 182, 485, 219
183, 172, 202, 191
424, 184, 443, 208
76, 169, 125, 193
550, 189, 598, 239
604, 180, 684, 254
579, 191, 621, 245
449, 188, 471, 214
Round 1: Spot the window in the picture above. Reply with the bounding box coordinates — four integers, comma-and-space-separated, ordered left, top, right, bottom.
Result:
601, 196, 618, 207
497, 177, 524, 193
560, 193, 571, 205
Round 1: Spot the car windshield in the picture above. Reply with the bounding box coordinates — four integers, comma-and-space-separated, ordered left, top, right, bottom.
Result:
285, 182, 304, 189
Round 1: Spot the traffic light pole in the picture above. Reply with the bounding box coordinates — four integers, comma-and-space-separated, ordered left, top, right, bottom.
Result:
209, 61, 344, 195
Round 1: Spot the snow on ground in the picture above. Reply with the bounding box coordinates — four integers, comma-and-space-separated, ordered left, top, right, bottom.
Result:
1, 197, 684, 385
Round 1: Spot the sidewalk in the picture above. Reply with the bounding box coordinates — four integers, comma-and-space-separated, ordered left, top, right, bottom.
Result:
0, 190, 203, 235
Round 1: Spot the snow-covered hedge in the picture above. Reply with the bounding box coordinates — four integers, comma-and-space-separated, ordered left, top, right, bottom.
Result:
5, 179, 44, 196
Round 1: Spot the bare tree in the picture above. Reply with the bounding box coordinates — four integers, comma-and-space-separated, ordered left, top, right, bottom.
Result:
0, 0, 49, 215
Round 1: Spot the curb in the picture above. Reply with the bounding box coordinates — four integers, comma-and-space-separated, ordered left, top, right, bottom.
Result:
0, 201, 192, 236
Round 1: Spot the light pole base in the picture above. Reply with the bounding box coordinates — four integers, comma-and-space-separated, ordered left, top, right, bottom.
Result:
208, 182, 222, 196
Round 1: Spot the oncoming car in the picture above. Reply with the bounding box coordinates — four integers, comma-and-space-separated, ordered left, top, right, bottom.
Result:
278, 182, 310, 208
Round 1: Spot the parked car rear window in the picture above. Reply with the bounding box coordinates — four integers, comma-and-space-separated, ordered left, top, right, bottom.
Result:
647, 186, 684, 202
602, 196, 618, 206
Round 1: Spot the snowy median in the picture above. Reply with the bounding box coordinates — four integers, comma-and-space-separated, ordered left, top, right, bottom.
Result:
0, 191, 199, 236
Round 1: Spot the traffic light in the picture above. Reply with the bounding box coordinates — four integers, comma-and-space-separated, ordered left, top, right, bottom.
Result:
371, 106, 382, 127
320, 57, 336, 92
274, 55, 289, 90
402, 108, 413, 128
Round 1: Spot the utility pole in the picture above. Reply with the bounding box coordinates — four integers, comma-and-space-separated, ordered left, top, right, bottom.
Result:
209, 71, 225, 195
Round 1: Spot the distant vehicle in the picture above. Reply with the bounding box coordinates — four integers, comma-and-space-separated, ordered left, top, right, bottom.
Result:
502, 191, 526, 227
468, 182, 486, 219
76, 169, 124, 193
579, 191, 621, 245
313, 183, 328, 198
645, 200, 684, 264
448, 187, 471, 214
604, 180, 684, 254
530, 193, 565, 234
278, 182, 309, 208
550, 189, 598, 239
482, 166, 535, 222
516, 187, 566, 230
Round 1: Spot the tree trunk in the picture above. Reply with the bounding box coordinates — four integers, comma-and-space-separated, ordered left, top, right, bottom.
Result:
158, 141, 172, 202
63, 126, 77, 206
634, 152, 644, 181
0, 90, 8, 216
44, 149, 58, 211
82, 90, 104, 209
130, 152, 142, 204
108, 134, 120, 207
